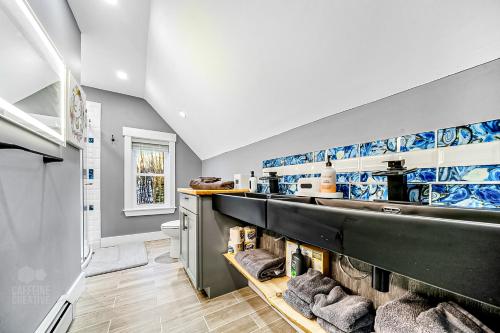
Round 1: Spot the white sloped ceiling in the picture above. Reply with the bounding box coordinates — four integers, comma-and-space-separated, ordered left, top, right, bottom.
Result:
70, 0, 500, 160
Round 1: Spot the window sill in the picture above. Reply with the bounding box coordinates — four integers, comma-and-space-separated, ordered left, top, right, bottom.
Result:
123, 207, 177, 217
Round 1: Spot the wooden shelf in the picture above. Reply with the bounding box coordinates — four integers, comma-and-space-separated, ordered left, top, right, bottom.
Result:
178, 188, 249, 196
223, 253, 325, 333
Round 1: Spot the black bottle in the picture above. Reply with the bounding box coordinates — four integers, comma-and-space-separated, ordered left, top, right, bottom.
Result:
291, 246, 307, 278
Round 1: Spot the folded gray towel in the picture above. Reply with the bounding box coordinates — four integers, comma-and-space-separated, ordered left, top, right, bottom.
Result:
287, 268, 338, 304
283, 289, 315, 319
374, 292, 432, 333
235, 249, 285, 281
416, 301, 494, 333
312, 286, 374, 333
317, 318, 373, 333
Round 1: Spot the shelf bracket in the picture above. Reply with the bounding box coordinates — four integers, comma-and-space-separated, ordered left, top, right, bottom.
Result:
0, 142, 64, 164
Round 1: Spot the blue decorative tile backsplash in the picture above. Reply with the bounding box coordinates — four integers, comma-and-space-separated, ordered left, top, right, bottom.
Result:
400, 131, 435, 152
437, 119, 500, 147
438, 165, 500, 182
431, 184, 500, 208
351, 184, 388, 201
360, 138, 397, 157
314, 150, 325, 162
260, 118, 500, 209
284, 152, 313, 166
328, 144, 358, 160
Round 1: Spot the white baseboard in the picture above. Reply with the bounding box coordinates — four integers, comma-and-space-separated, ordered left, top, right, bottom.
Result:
35, 271, 85, 333
100, 230, 168, 248
66, 271, 86, 304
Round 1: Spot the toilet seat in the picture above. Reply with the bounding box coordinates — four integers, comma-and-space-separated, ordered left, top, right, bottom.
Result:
161, 220, 180, 229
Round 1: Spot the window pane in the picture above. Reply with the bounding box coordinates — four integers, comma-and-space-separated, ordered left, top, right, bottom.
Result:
136, 149, 164, 174
136, 176, 165, 205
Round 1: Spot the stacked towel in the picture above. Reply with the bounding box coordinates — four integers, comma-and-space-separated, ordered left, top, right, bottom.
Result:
234, 249, 285, 281
283, 289, 316, 319
312, 286, 374, 333
374, 292, 432, 333
189, 177, 234, 190
416, 301, 494, 333
283, 269, 338, 319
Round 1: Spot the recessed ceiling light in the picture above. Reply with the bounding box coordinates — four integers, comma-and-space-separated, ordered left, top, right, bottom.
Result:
178, 111, 187, 118
116, 70, 128, 80
104, 0, 118, 5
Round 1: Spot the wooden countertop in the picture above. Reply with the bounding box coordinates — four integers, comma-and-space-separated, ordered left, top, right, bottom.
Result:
223, 253, 325, 333
178, 188, 249, 196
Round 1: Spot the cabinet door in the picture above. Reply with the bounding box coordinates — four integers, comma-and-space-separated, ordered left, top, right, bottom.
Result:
187, 211, 198, 286
179, 209, 189, 269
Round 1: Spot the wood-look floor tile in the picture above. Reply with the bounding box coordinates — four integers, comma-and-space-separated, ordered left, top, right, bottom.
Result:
69, 321, 110, 333
74, 294, 115, 317
73, 240, 295, 333
161, 311, 209, 333
108, 309, 160, 332
204, 296, 267, 330
111, 319, 161, 333
232, 286, 256, 301
252, 318, 297, 333
69, 309, 115, 332
209, 314, 259, 333
112, 296, 157, 315
250, 306, 282, 328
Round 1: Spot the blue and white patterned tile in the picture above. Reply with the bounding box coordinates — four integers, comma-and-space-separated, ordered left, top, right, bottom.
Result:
284, 152, 314, 166
407, 168, 437, 183
437, 119, 500, 147
350, 184, 388, 201
282, 173, 321, 183
257, 183, 269, 194
360, 171, 387, 183
336, 172, 358, 183
279, 183, 298, 195
438, 165, 500, 182
431, 184, 500, 208
328, 144, 358, 160
262, 157, 284, 168
360, 138, 397, 157
336, 184, 350, 199
408, 184, 430, 204
400, 131, 435, 152
314, 150, 326, 162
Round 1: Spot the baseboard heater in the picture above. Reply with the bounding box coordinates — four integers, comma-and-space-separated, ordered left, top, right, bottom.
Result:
44, 301, 73, 333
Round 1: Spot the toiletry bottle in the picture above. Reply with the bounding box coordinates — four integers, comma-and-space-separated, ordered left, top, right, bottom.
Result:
291, 246, 307, 278
249, 171, 257, 193
320, 154, 336, 193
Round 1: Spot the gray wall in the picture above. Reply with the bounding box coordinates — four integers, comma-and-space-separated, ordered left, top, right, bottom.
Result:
203, 58, 500, 178
83, 87, 202, 238
0, 1, 82, 332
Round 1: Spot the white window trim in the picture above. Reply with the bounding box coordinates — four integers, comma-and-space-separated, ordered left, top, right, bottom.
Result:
123, 127, 176, 217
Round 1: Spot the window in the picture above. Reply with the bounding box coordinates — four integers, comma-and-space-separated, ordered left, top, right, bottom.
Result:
123, 127, 176, 216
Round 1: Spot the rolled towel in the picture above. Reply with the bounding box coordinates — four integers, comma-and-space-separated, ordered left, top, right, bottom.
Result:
283, 289, 315, 319
374, 292, 432, 333
317, 318, 373, 333
287, 268, 338, 304
235, 249, 285, 281
416, 301, 494, 333
312, 286, 374, 333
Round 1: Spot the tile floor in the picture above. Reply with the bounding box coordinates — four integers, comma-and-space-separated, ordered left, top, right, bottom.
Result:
69, 240, 296, 333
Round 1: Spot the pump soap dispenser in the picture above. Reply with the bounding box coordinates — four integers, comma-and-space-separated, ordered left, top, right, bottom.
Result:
320, 154, 336, 193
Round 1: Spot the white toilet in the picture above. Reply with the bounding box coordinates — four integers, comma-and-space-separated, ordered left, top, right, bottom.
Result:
161, 220, 180, 259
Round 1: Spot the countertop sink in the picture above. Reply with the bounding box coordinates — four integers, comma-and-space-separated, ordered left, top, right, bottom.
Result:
266, 197, 500, 307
